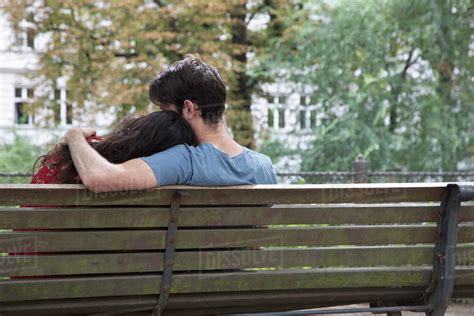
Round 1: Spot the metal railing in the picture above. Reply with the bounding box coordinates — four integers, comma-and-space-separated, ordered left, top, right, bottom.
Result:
0, 172, 34, 184
1, 156, 473, 185
276, 156, 474, 184
276, 171, 474, 184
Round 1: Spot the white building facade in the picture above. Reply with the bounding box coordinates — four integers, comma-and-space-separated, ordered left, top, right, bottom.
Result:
0, 13, 113, 145
0, 13, 65, 144
251, 82, 318, 150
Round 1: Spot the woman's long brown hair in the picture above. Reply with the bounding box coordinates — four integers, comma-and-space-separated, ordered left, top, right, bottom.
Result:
35, 111, 197, 184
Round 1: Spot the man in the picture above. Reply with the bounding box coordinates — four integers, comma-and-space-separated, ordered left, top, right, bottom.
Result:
62, 55, 278, 192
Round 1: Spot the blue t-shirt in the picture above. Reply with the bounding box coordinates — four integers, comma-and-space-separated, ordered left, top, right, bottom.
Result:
141, 143, 278, 186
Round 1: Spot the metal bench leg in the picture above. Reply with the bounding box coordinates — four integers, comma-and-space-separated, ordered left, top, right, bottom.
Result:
418, 184, 462, 316
406, 184, 474, 316
152, 192, 182, 316
370, 302, 402, 316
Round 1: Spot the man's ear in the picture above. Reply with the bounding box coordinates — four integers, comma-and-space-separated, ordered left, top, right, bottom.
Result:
182, 100, 198, 120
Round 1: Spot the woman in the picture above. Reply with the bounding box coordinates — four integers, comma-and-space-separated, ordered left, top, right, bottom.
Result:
33, 110, 197, 184
10, 111, 196, 277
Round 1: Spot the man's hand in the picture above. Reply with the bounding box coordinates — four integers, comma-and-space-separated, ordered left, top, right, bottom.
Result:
61, 127, 96, 144
63, 126, 157, 192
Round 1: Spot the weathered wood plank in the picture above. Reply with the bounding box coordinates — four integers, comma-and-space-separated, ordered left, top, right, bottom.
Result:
0, 266, 435, 301
0, 183, 450, 206
3, 205, 473, 229
458, 226, 474, 243
0, 207, 167, 229
0, 225, 453, 252
0, 288, 429, 315
8, 244, 474, 277
1, 204, 473, 229
13, 244, 474, 276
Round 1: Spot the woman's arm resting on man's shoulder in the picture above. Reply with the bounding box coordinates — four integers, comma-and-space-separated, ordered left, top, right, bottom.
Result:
63, 127, 157, 192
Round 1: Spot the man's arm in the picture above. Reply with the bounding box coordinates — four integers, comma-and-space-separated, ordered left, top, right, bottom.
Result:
63, 127, 157, 192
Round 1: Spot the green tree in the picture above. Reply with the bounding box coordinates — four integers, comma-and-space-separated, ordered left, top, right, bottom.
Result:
3, 0, 291, 148
0, 134, 42, 183
256, 0, 473, 171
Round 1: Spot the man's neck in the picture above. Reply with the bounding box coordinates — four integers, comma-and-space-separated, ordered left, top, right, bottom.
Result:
196, 122, 243, 157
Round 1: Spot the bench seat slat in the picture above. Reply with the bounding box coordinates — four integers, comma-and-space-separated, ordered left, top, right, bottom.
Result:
0, 286, 472, 316
2, 205, 473, 229
0, 184, 448, 206
3, 287, 474, 315
0, 288, 433, 315
0, 266, 438, 301
2, 225, 461, 252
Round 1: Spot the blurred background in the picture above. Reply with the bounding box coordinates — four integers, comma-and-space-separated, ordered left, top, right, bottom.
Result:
0, 0, 472, 184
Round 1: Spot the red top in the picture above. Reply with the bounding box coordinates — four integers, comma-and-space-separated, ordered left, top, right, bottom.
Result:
31, 135, 103, 185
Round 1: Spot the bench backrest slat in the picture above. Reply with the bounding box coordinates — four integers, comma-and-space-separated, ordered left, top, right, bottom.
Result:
1, 205, 473, 229
6, 245, 474, 278
0, 183, 447, 205
5, 225, 469, 252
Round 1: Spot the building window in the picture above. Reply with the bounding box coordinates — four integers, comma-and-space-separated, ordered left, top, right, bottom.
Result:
25, 28, 35, 49
66, 102, 73, 124
300, 96, 306, 105
54, 88, 73, 125
310, 110, 317, 128
53, 106, 61, 124
267, 109, 274, 128
300, 94, 317, 106
300, 110, 306, 129
53, 89, 61, 124
14, 87, 34, 125
15, 102, 29, 124
278, 109, 285, 129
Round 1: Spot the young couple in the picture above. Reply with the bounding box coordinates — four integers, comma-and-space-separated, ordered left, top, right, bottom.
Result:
34, 55, 278, 190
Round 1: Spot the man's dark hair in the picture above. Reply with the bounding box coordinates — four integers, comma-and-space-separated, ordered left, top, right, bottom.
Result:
149, 55, 227, 125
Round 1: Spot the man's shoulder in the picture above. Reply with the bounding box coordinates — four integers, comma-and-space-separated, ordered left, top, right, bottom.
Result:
193, 144, 273, 165
243, 149, 278, 184
243, 148, 273, 164
142, 144, 192, 162
159, 144, 192, 155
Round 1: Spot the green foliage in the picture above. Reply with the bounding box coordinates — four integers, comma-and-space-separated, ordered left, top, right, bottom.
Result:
256, 0, 473, 171
0, 135, 42, 183
3, 0, 471, 170
0, 135, 42, 173
259, 138, 297, 163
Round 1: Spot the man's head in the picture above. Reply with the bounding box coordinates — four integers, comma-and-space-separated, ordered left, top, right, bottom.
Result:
149, 55, 226, 127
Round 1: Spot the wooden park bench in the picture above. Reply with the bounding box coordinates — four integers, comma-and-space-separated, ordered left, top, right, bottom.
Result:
0, 183, 473, 315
